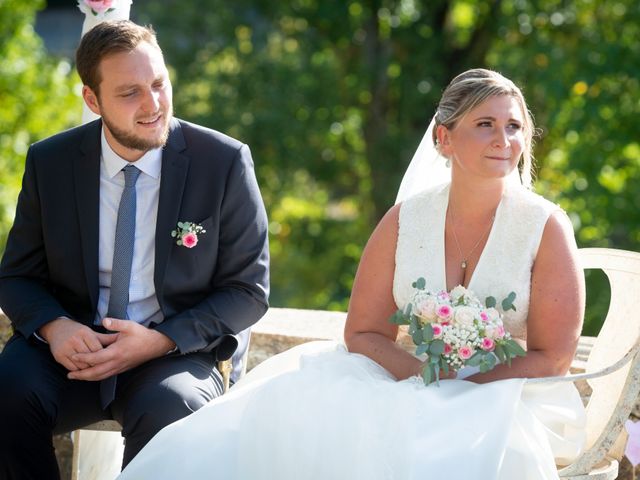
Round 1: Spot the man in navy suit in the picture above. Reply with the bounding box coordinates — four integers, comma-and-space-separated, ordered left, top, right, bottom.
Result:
0, 20, 269, 479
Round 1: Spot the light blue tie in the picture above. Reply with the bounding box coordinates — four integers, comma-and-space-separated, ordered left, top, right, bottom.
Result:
101, 164, 140, 408
107, 165, 141, 319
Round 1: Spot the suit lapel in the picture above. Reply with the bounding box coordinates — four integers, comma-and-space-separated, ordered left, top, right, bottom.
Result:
154, 119, 189, 300
74, 120, 102, 311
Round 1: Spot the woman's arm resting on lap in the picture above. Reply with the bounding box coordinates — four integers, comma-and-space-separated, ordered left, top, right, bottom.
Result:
344, 205, 426, 380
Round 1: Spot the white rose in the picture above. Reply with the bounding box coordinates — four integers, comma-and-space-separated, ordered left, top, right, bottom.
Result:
454, 306, 476, 327
450, 285, 467, 302
415, 297, 438, 322
485, 308, 500, 322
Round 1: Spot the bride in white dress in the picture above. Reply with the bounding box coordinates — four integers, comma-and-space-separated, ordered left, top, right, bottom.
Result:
119, 69, 586, 480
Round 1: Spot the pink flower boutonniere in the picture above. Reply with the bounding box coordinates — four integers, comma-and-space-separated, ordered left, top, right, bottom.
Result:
171, 221, 206, 248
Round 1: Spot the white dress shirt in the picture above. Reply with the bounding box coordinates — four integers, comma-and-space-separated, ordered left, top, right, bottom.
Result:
96, 129, 164, 326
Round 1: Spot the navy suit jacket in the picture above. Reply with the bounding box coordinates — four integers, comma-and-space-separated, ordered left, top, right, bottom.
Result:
0, 117, 269, 363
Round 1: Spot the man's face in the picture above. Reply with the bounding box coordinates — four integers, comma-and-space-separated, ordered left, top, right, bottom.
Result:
83, 41, 173, 161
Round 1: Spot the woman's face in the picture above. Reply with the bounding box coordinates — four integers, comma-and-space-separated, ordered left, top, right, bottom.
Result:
437, 95, 525, 182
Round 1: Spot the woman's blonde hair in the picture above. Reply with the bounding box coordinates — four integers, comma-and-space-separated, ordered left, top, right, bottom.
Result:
432, 68, 536, 187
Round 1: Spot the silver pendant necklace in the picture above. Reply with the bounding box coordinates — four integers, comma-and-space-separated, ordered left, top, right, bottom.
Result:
449, 208, 496, 270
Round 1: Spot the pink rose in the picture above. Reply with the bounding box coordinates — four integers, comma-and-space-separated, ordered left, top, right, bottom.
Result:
443, 343, 453, 355
83, 0, 114, 13
431, 324, 443, 338
182, 232, 198, 248
437, 291, 450, 301
495, 325, 505, 339
481, 338, 495, 351
479, 311, 489, 322
436, 305, 452, 320
458, 346, 474, 360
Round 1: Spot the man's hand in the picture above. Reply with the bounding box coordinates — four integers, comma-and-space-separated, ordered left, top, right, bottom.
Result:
67, 318, 177, 381
39, 317, 117, 371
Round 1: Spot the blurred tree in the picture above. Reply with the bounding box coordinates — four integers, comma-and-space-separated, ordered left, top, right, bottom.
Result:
0, 0, 80, 251
134, 0, 638, 332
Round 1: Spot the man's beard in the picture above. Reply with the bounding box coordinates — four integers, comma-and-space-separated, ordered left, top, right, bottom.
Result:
102, 107, 172, 152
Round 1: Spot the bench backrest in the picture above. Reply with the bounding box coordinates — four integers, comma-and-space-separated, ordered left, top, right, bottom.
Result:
566, 248, 640, 474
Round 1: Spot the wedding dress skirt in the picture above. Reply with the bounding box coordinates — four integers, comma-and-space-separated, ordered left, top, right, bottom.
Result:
119, 341, 585, 480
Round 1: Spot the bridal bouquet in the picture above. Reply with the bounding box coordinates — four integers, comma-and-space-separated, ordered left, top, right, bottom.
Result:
389, 278, 526, 385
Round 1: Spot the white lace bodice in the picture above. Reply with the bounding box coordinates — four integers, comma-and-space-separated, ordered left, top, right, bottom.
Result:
393, 183, 560, 341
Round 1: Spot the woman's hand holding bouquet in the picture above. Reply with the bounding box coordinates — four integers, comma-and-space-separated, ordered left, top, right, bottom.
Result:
390, 278, 526, 385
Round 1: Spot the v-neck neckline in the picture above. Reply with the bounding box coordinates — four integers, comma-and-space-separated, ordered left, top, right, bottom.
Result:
439, 184, 505, 292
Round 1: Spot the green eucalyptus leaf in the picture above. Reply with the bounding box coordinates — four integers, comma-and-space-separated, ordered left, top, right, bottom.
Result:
429, 339, 445, 356
409, 315, 419, 332
485, 354, 497, 370
422, 324, 434, 342
501, 298, 517, 312
415, 343, 429, 356
494, 344, 506, 363
422, 365, 433, 385
389, 310, 409, 325
465, 353, 482, 366
505, 340, 527, 357
501, 292, 518, 312
485, 296, 496, 308
413, 277, 426, 290
411, 327, 423, 346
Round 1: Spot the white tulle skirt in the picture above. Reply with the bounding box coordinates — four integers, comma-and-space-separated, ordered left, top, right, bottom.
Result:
119, 341, 586, 480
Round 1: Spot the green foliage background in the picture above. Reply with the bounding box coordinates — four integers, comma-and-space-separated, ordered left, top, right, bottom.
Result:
2, 0, 639, 335
0, 0, 80, 250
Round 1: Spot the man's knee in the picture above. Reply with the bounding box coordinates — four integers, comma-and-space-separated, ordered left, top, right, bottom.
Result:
118, 382, 212, 466
122, 382, 209, 436
1, 348, 43, 410
0, 335, 65, 428
117, 353, 222, 435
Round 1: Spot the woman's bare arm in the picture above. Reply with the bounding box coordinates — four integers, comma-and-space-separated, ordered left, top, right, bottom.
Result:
344, 205, 425, 380
467, 210, 585, 383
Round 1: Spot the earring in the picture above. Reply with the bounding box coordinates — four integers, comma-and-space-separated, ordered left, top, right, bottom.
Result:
445, 158, 451, 168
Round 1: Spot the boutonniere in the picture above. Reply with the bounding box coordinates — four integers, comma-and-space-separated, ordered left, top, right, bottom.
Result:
171, 221, 206, 248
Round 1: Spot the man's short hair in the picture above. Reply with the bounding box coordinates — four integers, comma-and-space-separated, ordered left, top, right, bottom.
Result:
76, 20, 161, 96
